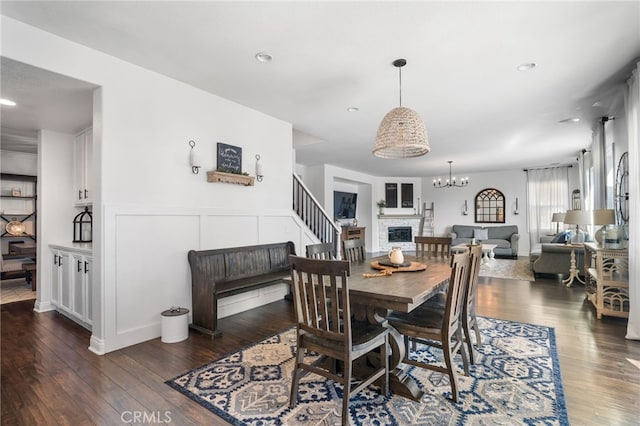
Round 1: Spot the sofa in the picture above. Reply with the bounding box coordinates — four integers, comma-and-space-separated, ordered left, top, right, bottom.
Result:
449, 224, 519, 258
531, 243, 586, 278
530, 232, 592, 278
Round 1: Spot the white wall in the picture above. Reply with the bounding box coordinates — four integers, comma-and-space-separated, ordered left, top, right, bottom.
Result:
3, 16, 295, 353
422, 168, 529, 255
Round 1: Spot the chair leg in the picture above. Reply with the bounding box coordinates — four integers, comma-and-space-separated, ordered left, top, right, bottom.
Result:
473, 321, 482, 347
441, 339, 459, 403
381, 335, 389, 395
342, 361, 352, 422
289, 347, 305, 408
463, 320, 475, 365
457, 328, 470, 376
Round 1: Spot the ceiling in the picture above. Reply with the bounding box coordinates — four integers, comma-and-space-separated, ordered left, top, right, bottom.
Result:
1, 1, 638, 177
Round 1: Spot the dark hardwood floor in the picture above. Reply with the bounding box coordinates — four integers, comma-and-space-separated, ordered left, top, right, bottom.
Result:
2, 274, 639, 425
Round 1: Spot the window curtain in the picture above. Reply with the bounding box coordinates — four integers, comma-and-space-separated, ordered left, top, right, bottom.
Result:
625, 62, 639, 340
526, 167, 570, 246
591, 119, 607, 208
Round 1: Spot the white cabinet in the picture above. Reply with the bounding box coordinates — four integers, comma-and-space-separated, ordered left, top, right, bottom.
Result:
50, 245, 93, 330
74, 127, 93, 205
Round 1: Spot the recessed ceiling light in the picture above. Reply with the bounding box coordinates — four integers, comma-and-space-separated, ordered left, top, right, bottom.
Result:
347, 107, 359, 112
0, 98, 17, 106
558, 117, 580, 123
517, 62, 537, 71
255, 52, 272, 63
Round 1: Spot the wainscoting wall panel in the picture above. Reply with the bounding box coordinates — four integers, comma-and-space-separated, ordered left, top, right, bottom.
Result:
98, 206, 311, 354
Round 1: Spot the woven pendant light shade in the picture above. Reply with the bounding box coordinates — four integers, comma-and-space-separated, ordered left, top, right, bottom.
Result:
373, 107, 429, 158
373, 58, 429, 159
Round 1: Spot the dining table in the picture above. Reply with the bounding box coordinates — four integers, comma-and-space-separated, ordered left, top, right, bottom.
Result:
346, 254, 452, 401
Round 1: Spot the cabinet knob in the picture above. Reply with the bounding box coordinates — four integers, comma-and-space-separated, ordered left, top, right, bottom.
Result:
54, 254, 57, 264
84, 189, 88, 199
78, 190, 83, 200
77, 259, 82, 272
84, 261, 89, 274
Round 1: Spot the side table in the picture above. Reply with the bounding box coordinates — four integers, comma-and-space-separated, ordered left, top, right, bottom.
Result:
562, 243, 585, 287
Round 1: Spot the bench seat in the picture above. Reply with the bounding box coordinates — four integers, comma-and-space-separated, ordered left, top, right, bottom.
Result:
188, 241, 296, 337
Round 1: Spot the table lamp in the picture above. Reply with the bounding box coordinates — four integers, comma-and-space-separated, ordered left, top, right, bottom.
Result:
551, 212, 565, 234
563, 209, 591, 243
592, 209, 616, 246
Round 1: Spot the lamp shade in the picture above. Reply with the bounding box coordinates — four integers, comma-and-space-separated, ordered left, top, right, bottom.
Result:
563, 210, 591, 225
551, 212, 565, 223
592, 209, 615, 225
373, 107, 430, 158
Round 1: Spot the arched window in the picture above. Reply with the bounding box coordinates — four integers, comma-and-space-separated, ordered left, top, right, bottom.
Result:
475, 188, 505, 223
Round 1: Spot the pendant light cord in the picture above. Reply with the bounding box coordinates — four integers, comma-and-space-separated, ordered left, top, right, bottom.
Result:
398, 66, 402, 107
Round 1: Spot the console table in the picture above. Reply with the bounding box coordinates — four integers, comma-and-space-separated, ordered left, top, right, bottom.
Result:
583, 242, 629, 319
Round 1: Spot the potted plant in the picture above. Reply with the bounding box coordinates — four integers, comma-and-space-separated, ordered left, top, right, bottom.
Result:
377, 200, 387, 215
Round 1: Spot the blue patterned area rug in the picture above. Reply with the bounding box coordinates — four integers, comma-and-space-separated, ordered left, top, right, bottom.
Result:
166, 317, 568, 425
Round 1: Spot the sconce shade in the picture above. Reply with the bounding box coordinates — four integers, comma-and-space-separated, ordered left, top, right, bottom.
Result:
373, 107, 430, 158
592, 209, 615, 225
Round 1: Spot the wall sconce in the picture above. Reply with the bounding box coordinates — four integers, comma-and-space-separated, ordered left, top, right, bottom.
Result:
255, 154, 264, 182
462, 200, 469, 215
514, 197, 519, 215
189, 140, 201, 174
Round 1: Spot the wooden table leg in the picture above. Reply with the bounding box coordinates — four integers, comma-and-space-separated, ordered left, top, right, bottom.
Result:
355, 304, 425, 401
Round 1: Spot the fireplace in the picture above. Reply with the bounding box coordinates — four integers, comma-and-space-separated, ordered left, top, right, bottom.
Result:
388, 226, 412, 243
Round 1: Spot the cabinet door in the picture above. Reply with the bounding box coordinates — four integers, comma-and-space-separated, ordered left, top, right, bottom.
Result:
51, 251, 61, 306
73, 128, 93, 205
84, 131, 93, 204
74, 133, 86, 204
71, 254, 85, 319
59, 251, 73, 313
85, 257, 93, 325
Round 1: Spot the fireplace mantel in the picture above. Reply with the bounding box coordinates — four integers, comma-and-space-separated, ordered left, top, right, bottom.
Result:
378, 214, 422, 219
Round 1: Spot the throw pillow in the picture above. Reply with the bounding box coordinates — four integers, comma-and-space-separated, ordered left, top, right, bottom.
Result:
551, 231, 569, 243
474, 228, 488, 240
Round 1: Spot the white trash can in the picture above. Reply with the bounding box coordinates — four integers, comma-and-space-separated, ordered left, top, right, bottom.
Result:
161, 307, 189, 343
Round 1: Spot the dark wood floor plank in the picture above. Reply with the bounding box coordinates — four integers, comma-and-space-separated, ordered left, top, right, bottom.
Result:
2, 273, 639, 425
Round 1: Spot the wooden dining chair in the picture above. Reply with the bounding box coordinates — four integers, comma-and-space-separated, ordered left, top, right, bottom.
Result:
288, 255, 389, 421
342, 238, 365, 262
461, 244, 483, 363
387, 250, 471, 402
415, 236, 452, 259
418, 244, 483, 363
305, 242, 335, 260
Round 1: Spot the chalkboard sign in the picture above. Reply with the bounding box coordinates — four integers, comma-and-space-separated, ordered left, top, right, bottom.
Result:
216, 143, 242, 173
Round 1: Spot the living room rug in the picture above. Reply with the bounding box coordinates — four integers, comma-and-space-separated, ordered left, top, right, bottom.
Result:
479, 258, 534, 281
167, 317, 568, 425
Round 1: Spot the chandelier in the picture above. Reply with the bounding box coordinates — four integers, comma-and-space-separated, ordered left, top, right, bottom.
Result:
433, 161, 469, 188
372, 59, 430, 159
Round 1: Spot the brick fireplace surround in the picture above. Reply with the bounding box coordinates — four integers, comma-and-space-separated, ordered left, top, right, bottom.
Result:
378, 215, 422, 252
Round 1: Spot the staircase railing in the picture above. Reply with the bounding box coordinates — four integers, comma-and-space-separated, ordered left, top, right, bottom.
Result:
292, 174, 341, 256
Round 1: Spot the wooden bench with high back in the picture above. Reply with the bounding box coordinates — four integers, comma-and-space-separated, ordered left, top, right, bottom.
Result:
188, 241, 296, 337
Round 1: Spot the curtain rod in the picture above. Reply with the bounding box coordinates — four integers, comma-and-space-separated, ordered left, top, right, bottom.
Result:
523, 164, 573, 171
